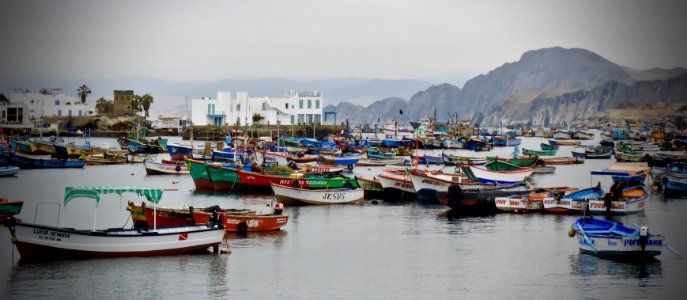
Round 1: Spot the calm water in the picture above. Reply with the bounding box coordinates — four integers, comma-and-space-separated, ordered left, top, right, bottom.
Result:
1, 135, 686, 299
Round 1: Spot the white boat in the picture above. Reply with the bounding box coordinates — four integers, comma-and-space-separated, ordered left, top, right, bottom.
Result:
570, 217, 665, 260
495, 192, 547, 213
270, 183, 364, 205
588, 185, 649, 215
4, 186, 225, 260
465, 165, 534, 184
542, 187, 604, 214
144, 161, 190, 175
408, 169, 488, 202
377, 169, 415, 194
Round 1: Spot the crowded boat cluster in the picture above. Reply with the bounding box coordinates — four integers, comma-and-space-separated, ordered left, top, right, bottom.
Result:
1, 121, 686, 261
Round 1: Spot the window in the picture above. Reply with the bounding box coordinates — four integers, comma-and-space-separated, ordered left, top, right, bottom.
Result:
308, 100, 312, 109
285, 103, 289, 109
208, 104, 211, 114
290, 115, 294, 125
65, 102, 71, 106
58, 110, 62, 117
299, 100, 303, 109
316, 100, 320, 109
54, 100, 60, 106
315, 114, 321, 124
68, 110, 72, 117
78, 110, 82, 117
307, 114, 313, 124
236, 104, 240, 111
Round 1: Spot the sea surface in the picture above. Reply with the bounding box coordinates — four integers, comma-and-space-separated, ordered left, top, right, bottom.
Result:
1, 134, 686, 299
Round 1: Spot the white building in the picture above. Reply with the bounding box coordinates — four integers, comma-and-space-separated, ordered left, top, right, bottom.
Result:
8, 89, 95, 121
191, 90, 323, 126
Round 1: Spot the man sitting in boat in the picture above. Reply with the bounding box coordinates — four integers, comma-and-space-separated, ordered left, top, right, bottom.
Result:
274, 202, 284, 215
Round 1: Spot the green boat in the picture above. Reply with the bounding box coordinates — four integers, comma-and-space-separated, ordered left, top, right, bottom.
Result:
186, 158, 215, 190
484, 160, 524, 171
522, 148, 557, 156
0, 199, 23, 217
486, 155, 539, 167
540, 143, 559, 151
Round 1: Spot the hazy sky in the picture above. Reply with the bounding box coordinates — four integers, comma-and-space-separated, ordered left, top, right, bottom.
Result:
2, 0, 687, 85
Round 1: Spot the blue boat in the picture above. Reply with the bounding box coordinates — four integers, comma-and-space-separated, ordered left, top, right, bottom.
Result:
381, 139, 404, 148
660, 177, 687, 196
367, 148, 396, 159
491, 136, 521, 147
570, 216, 665, 260
0, 166, 19, 177
10, 152, 86, 169
464, 138, 492, 152
167, 143, 195, 160
410, 155, 444, 165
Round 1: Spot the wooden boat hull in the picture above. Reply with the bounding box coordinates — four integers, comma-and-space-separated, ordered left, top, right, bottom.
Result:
271, 184, 364, 206
495, 194, 544, 213
465, 165, 534, 184
127, 204, 288, 232
10, 221, 224, 260
144, 161, 190, 175
186, 158, 215, 190
376, 170, 416, 202
542, 187, 604, 214
588, 186, 649, 215
10, 152, 86, 169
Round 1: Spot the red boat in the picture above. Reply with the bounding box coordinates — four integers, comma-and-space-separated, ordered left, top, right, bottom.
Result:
126, 202, 288, 233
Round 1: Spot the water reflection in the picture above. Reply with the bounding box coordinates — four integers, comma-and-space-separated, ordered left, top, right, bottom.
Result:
226, 230, 288, 248
569, 253, 663, 279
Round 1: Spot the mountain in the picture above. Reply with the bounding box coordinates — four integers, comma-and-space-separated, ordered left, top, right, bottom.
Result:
332, 97, 408, 124
0, 76, 432, 107
495, 73, 687, 127
335, 47, 687, 125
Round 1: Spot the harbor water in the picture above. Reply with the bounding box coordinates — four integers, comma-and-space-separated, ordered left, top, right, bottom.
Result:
1, 135, 686, 299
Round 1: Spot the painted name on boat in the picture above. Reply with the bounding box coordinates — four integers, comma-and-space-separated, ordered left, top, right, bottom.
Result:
33, 228, 71, 241
624, 239, 662, 247
322, 192, 346, 200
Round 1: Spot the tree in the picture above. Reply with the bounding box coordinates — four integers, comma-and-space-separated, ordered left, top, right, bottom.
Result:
96, 97, 109, 114
139, 94, 154, 118
77, 84, 91, 104
131, 95, 143, 116
252, 113, 264, 125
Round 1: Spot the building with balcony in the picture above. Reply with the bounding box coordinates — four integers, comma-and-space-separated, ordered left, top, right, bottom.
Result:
190, 90, 323, 126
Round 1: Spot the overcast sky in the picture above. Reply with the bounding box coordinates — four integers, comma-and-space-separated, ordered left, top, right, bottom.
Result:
2, 0, 687, 85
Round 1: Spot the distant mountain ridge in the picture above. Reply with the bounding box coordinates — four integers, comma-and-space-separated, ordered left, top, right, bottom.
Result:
333, 47, 687, 126
0, 76, 432, 106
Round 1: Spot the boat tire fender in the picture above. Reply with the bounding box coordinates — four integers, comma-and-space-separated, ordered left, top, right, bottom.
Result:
175, 165, 181, 172
292, 179, 300, 188
344, 181, 353, 189
347, 164, 354, 171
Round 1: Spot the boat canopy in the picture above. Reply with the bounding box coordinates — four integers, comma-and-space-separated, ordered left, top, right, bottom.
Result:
64, 186, 166, 205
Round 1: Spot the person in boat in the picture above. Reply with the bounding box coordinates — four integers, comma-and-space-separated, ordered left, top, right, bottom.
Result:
274, 202, 284, 215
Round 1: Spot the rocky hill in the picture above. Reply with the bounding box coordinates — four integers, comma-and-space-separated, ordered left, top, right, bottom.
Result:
334, 47, 687, 126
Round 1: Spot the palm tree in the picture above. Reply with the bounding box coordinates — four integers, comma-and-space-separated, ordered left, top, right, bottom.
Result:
131, 95, 142, 116
139, 94, 154, 118
252, 113, 264, 138
77, 84, 91, 104
96, 97, 109, 114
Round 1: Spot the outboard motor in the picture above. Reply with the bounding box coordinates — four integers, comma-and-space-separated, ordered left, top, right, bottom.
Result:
447, 184, 463, 209
639, 226, 649, 251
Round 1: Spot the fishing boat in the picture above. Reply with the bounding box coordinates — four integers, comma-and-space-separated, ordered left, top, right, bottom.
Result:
126, 202, 288, 233
410, 155, 444, 165
462, 165, 534, 184
491, 136, 522, 147
658, 177, 687, 196
549, 139, 581, 146
83, 153, 130, 165
540, 143, 559, 151
318, 154, 361, 169
408, 169, 489, 203
522, 148, 557, 156
356, 157, 404, 166
588, 185, 649, 215
1, 187, 225, 260
0, 166, 19, 177
367, 148, 396, 159
144, 160, 190, 175
452, 155, 488, 165
646, 152, 687, 167
553, 131, 572, 140
542, 187, 604, 214
10, 152, 86, 169
270, 183, 364, 206
569, 217, 665, 260
542, 156, 584, 165
0, 198, 23, 217
377, 169, 415, 202
485, 155, 538, 167
437, 183, 534, 213
495, 191, 550, 213
355, 176, 385, 199
464, 138, 492, 151
585, 150, 613, 159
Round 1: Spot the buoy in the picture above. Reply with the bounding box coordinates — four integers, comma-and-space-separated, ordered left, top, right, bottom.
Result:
568, 227, 576, 238
652, 185, 659, 192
